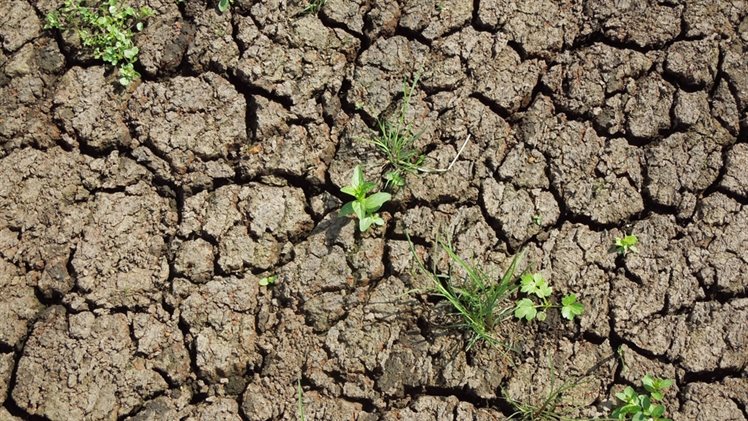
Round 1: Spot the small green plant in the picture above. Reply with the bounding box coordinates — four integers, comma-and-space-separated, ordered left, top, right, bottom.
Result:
217, 0, 233, 12
302, 0, 326, 14
45, 0, 153, 86
340, 165, 391, 232
259, 274, 278, 287
513, 273, 583, 322
408, 235, 524, 350
369, 74, 426, 190
615, 234, 639, 256
611, 375, 673, 421
297, 377, 306, 421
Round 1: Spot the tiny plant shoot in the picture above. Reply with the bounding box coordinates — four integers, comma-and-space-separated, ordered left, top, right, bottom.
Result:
340, 165, 391, 232
45, 0, 153, 86
612, 375, 673, 421
217, 0, 233, 12
513, 273, 583, 322
615, 234, 639, 256
303, 0, 326, 14
258, 275, 277, 287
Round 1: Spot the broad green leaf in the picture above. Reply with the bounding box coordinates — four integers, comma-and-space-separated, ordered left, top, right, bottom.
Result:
658, 378, 673, 389
514, 298, 537, 321
123, 46, 138, 59
536, 311, 547, 322
365, 192, 391, 212
136, 22, 143, 31
520, 273, 552, 298
642, 374, 655, 390
351, 201, 365, 220
340, 186, 358, 198
536, 279, 552, 298
351, 165, 364, 189
632, 413, 645, 421
561, 294, 584, 320
339, 201, 354, 216
218, 0, 231, 12
359, 216, 374, 232
650, 404, 665, 418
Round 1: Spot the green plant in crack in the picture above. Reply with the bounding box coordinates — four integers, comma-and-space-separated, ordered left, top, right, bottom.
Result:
408, 235, 524, 350
340, 165, 391, 232
45, 0, 153, 86
217, 0, 234, 13
614, 234, 639, 256
258, 274, 278, 287
297, 377, 306, 421
611, 375, 673, 421
513, 273, 584, 322
302, 0, 326, 14
368, 74, 426, 190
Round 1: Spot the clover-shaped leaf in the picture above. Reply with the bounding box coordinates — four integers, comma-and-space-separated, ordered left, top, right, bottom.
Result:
514, 298, 537, 321
561, 294, 584, 320
520, 273, 552, 298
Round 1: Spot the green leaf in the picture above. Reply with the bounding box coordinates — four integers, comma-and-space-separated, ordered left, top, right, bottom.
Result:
617, 386, 638, 403
632, 413, 646, 421
536, 311, 547, 322
123, 46, 138, 59
650, 404, 665, 418
359, 216, 374, 232
561, 294, 584, 320
351, 165, 364, 190
259, 275, 277, 286
519, 273, 552, 298
642, 374, 654, 389
351, 201, 365, 220
364, 192, 391, 212
218, 0, 231, 12
340, 186, 358, 198
658, 378, 673, 389
339, 201, 354, 216
136, 22, 143, 31
514, 298, 537, 321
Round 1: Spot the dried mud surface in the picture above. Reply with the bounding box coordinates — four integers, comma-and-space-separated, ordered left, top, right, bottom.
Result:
1, 0, 747, 420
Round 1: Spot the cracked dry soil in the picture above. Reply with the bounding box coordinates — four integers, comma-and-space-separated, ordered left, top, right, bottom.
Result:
1, 0, 747, 420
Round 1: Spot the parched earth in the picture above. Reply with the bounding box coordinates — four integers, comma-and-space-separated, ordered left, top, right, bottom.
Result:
0, 0, 747, 420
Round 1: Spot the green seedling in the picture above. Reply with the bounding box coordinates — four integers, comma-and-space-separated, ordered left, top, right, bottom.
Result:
615, 234, 639, 256
340, 165, 391, 232
514, 273, 583, 322
611, 375, 673, 421
45, 0, 153, 86
369, 74, 426, 190
259, 275, 278, 287
408, 235, 524, 350
302, 0, 326, 14
297, 377, 306, 421
217, 0, 233, 12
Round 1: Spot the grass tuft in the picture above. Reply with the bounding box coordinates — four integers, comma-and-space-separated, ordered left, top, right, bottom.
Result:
369, 74, 426, 190
408, 234, 524, 350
